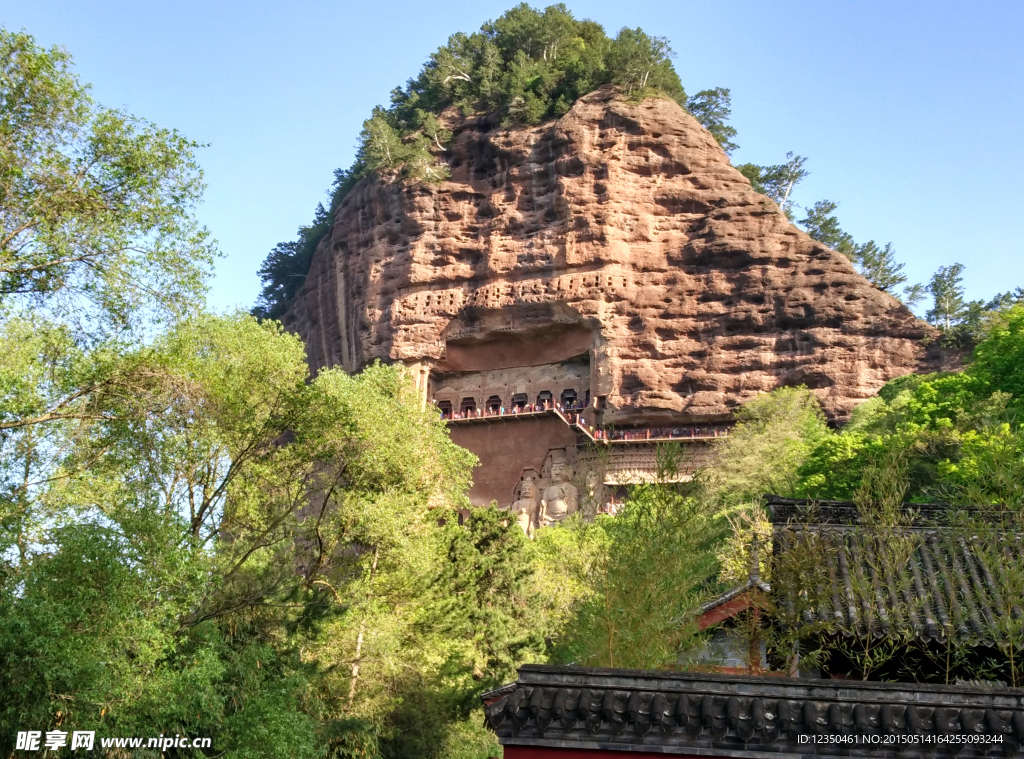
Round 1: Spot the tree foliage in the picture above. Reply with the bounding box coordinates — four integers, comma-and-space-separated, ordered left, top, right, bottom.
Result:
736, 152, 808, 219
0, 29, 533, 758
784, 306, 1024, 505
0, 28, 214, 334
706, 386, 829, 505
798, 200, 856, 257
254, 169, 359, 320
685, 87, 738, 154
0, 310, 530, 757
551, 447, 728, 670
926, 263, 967, 330
796, 200, 924, 306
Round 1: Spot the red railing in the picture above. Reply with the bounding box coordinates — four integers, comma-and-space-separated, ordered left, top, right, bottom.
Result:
595, 426, 730, 442
441, 404, 729, 443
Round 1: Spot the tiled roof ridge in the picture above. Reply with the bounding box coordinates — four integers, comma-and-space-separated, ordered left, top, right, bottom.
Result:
512, 664, 1024, 698
698, 577, 771, 616
766, 496, 968, 527
484, 666, 1024, 757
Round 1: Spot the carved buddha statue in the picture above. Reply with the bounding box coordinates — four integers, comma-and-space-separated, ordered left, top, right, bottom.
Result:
510, 476, 538, 538
539, 453, 578, 528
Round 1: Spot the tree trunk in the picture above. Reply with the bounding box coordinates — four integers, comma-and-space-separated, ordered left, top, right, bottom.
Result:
347, 546, 380, 710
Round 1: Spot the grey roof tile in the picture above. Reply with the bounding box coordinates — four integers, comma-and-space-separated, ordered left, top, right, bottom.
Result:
484, 665, 1024, 757
767, 497, 1021, 646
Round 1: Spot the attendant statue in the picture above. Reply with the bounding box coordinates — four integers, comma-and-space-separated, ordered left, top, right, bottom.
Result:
582, 467, 601, 519
510, 476, 538, 538
539, 452, 578, 528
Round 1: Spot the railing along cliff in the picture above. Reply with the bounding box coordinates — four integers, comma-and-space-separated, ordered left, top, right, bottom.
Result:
442, 406, 729, 444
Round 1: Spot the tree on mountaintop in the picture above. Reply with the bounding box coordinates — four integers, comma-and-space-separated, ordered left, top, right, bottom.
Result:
856, 241, 919, 305
796, 199, 925, 307
927, 263, 967, 330
798, 200, 856, 258
685, 87, 738, 155
736, 152, 809, 219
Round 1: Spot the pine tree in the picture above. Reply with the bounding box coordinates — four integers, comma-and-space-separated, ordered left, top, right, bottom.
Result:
799, 200, 856, 258
686, 87, 738, 155
737, 152, 808, 219
926, 263, 968, 329
608, 28, 676, 95
797, 202, 923, 308
856, 241, 907, 294
433, 508, 546, 687
357, 108, 409, 174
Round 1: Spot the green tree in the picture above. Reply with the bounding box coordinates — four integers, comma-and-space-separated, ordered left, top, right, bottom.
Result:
0, 26, 545, 759
935, 289, 1024, 349
855, 240, 924, 305
797, 202, 923, 306
0, 315, 340, 756
374, 507, 546, 757
926, 262, 967, 329
433, 508, 546, 689
737, 152, 808, 219
798, 200, 856, 258
968, 305, 1024, 409
359, 107, 412, 175
902, 282, 926, 308
0, 314, 496, 757
707, 386, 830, 504
608, 28, 681, 98
357, 106, 448, 182
686, 87, 738, 154
0, 28, 214, 333
418, 110, 453, 150
556, 447, 727, 670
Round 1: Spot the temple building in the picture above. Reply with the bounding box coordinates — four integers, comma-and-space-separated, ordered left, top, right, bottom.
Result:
480, 498, 1024, 757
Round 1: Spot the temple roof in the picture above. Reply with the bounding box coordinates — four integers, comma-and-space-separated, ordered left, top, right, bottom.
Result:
483, 664, 1024, 757
765, 497, 1020, 646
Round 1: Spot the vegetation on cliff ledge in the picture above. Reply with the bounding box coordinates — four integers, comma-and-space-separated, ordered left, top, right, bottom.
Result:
254, 3, 737, 319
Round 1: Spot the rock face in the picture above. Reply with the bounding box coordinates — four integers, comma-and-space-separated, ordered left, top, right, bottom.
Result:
284, 87, 941, 506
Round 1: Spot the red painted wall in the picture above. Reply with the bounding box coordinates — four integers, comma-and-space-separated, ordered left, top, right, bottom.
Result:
449, 414, 577, 507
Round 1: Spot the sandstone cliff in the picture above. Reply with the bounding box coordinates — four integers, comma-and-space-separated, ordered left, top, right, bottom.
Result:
284, 86, 939, 423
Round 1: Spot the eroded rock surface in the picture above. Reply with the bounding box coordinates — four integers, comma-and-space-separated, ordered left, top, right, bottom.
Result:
284, 86, 939, 424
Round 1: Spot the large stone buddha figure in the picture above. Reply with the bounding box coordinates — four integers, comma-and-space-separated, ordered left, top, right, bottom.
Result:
510, 475, 538, 538
539, 452, 578, 528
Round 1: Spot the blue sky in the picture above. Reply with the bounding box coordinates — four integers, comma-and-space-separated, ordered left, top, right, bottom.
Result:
5, 0, 1022, 314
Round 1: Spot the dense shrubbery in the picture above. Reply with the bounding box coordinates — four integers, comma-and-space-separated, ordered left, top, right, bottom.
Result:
786, 306, 1024, 503
0, 29, 538, 758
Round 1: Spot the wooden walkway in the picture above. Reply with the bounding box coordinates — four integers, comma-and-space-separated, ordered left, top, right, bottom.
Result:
444, 408, 728, 444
